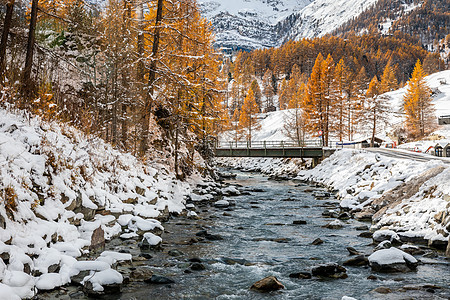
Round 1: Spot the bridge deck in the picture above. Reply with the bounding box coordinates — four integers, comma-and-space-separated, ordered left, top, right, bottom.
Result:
215, 147, 336, 158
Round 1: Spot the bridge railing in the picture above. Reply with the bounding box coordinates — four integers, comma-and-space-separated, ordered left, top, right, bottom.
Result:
215, 140, 324, 149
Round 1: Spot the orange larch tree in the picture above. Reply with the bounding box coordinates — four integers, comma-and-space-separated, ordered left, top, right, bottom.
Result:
364, 76, 391, 146
239, 88, 261, 142
402, 59, 435, 138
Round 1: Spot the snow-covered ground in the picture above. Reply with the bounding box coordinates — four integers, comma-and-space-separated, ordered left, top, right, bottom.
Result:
297, 149, 450, 246
0, 107, 200, 298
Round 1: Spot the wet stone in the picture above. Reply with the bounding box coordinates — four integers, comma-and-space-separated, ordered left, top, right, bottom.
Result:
168, 249, 184, 257
145, 275, 175, 284
189, 257, 202, 263
347, 246, 360, 255
293, 220, 307, 225
250, 276, 284, 293
343, 255, 369, 266
311, 263, 347, 279
312, 238, 324, 245
289, 272, 312, 279
190, 263, 206, 271
139, 253, 153, 259
359, 232, 373, 238
373, 287, 392, 294
355, 225, 369, 231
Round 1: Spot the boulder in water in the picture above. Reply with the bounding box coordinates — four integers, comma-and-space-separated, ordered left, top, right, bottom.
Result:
289, 272, 312, 279
368, 248, 418, 273
145, 275, 175, 284
250, 276, 284, 292
311, 238, 324, 245
311, 263, 347, 279
343, 255, 369, 266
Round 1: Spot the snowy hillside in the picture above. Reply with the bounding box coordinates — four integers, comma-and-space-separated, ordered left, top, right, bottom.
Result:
385, 70, 450, 125
284, 0, 378, 41
0, 108, 192, 298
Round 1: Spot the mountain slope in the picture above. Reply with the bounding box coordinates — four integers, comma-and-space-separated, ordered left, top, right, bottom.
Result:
200, 0, 379, 50
199, 0, 312, 50
282, 0, 379, 41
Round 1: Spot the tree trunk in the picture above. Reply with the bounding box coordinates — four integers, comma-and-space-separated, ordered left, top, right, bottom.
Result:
21, 0, 38, 100
139, 0, 163, 156
0, 0, 15, 83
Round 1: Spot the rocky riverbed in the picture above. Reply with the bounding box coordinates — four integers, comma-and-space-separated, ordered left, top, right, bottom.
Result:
36, 169, 450, 300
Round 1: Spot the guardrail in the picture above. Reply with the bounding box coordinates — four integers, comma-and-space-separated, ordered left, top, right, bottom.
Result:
215, 140, 324, 149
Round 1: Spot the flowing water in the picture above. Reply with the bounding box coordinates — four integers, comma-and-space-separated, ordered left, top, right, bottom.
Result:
116, 170, 450, 300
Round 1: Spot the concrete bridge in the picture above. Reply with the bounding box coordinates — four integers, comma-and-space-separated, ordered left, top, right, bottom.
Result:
214, 140, 337, 165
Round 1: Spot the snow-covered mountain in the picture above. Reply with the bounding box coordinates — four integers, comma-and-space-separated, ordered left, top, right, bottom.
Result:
200, 0, 380, 50
199, 0, 313, 49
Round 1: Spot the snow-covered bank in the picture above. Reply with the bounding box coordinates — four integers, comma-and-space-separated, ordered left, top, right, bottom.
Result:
297, 149, 450, 248
0, 108, 198, 298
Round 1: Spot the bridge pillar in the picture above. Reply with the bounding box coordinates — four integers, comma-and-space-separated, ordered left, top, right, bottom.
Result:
312, 157, 320, 168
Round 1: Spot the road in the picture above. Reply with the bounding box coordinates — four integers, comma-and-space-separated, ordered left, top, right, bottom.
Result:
365, 148, 450, 164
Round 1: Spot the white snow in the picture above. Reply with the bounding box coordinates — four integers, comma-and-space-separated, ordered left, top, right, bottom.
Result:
142, 232, 162, 246
214, 200, 230, 207
368, 247, 417, 266
81, 269, 123, 292
372, 230, 400, 242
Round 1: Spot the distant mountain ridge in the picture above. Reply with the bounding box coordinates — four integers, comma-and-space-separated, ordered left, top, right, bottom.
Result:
200, 0, 446, 51
199, 0, 380, 50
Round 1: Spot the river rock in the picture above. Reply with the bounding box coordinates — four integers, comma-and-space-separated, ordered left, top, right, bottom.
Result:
337, 212, 351, 220
311, 263, 347, 279
145, 275, 175, 284
400, 245, 425, 256
343, 255, 369, 266
168, 249, 184, 257
313, 191, 331, 199
312, 238, 324, 245
82, 269, 123, 296
189, 257, 202, 263
322, 210, 338, 218
130, 267, 153, 281
354, 209, 374, 221
89, 226, 105, 252
373, 286, 392, 294
373, 230, 402, 245
205, 233, 223, 241
446, 238, 450, 257
139, 233, 162, 250
374, 240, 392, 251
346, 247, 360, 255
190, 263, 205, 271
214, 200, 230, 208
355, 225, 369, 231
368, 248, 418, 273
358, 232, 373, 238
83, 280, 122, 297
250, 276, 284, 292
293, 220, 307, 225
428, 238, 447, 250
324, 220, 344, 229
289, 272, 312, 279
